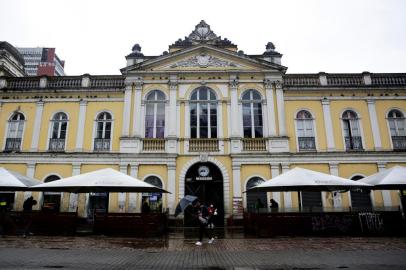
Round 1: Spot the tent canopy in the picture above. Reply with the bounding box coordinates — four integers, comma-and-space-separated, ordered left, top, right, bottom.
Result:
247, 167, 371, 192
0, 167, 42, 191
30, 168, 170, 193
358, 166, 406, 190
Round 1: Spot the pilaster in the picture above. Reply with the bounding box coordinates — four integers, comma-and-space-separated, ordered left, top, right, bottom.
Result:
167, 163, 176, 214
118, 164, 128, 212
281, 163, 291, 208
167, 77, 178, 154
264, 79, 277, 136
30, 101, 44, 152
367, 99, 382, 150
275, 81, 286, 136
75, 100, 88, 152
377, 162, 392, 207
23, 163, 36, 201
128, 164, 139, 213
121, 85, 132, 137
270, 163, 281, 206
329, 162, 341, 208
69, 163, 81, 212
321, 98, 336, 151
229, 75, 242, 153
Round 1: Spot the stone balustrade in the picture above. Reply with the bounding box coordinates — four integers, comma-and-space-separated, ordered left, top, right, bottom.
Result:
142, 138, 165, 152
242, 138, 267, 152
189, 138, 219, 152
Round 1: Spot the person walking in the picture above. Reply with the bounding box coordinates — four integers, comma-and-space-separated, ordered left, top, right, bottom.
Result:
22, 196, 37, 237
193, 200, 214, 246
270, 198, 279, 213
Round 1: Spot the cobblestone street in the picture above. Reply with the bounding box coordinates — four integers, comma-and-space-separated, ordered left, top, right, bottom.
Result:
1, 235, 406, 269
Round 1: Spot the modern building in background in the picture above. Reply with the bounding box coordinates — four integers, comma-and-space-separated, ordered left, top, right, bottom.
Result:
0, 21, 405, 223
17, 47, 65, 76
0, 41, 26, 77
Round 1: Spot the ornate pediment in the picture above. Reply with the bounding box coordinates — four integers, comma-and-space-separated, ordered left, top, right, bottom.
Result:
170, 53, 238, 68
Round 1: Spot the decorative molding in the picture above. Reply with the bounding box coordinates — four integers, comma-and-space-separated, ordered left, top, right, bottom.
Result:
170, 53, 238, 68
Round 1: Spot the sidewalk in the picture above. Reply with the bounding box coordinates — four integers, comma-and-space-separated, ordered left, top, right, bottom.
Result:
1, 235, 406, 269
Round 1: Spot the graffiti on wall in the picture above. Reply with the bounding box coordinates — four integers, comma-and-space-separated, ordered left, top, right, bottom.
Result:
358, 212, 384, 233
311, 215, 353, 233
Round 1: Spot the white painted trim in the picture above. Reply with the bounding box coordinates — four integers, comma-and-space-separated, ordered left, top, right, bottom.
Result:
133, 86, 143, 137
92, 110, 114, 152
3, 111, 27, 152
75, 102, 87, 151
339, 108, 366, 151
293, 108, 319, 152
321, 99, 335, 151
385, 107, 406, 150
275, 86, 286, 136
178, 156, 231, 216
366, 100, 382, 150
47, 110, 70, 151
230, 86, 240, 137
122, 87, 132, 137
377, 163, 393, 207
242, 175, 267, 209
30, 101, 44, 151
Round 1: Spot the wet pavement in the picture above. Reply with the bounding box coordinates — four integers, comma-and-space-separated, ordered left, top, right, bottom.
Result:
1, 234, 406, 269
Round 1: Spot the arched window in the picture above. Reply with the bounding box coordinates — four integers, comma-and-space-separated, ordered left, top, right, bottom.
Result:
388, 110, 406, 150
296, 110, 316, 151
5, 112, 25, 151
190, 87, 217, 138
246, 177, 266, 213
350, 175, 372, 210
49, 112, 68, 151
242, 90, 263, 138
94, 112, 112, 151
342, 110, 363, 150
43, 175, 61, 212
142, 176, 163, 213
145, 90, 165, 138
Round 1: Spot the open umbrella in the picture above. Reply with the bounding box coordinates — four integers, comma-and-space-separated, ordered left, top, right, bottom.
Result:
247, 167, 371, 192
30, 168, 170, 193
174, 195, 198, 217
358, 166, 406, 189
0, 167, 42, 191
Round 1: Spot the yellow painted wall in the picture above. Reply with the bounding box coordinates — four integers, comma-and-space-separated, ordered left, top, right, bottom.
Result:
285, 100, 327, 152
138, 164, 168, 207
38, 102, 79, 151
0, 163, 27, 210
330, 100, 374, 151
375, 100, 406, 150
82, 101, 123, 152
0, 102, 36, 151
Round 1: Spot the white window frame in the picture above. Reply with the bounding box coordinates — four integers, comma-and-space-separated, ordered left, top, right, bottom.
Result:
241, 89, 264, 138
3, 112, 26, 151
144, 90, 166, 139
92, 110, 114, 151
386, 108, 406, 150
294, 109, 318, 152
190, 87, 218, 139
340, 109, 366, 151
46, 111, 69, 151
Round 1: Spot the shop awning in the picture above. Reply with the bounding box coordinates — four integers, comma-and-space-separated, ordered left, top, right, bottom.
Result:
30, 168, 170, 193
0, 167, 42, 191
358, 166, 406, 190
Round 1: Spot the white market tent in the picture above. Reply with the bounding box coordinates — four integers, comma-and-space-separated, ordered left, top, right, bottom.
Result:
358, 166, 406, 190
30, 168, 169, 193
0, 167, 42, 191
247, 167, 371, 192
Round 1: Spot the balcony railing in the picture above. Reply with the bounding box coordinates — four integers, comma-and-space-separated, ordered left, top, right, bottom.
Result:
94, 138, 111, 152
4, 138, 21, 152
48, 138, 65, 152
189, 138, 219, 152
242, 138, 267, 151
143, 138, 165, 152
345, 136, 363, 150
298, 137, 316, 151
392, 136, 406, 150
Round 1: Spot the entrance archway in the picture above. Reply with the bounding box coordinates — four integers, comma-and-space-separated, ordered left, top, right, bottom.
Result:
184, 162, 224, 227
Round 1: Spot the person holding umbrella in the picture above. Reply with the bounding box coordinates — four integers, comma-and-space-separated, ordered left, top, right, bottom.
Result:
193, 200, 214, 246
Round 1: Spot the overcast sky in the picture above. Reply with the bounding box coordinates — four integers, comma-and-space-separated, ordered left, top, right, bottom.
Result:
1, 0, 405, 75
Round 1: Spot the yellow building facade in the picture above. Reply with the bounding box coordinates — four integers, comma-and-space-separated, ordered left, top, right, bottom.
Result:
1, 21, 406, 221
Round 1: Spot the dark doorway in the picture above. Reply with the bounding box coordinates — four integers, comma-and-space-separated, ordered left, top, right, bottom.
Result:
88, 193, 109, 218
350, 175, 372, 211
184, 162, 224, 227
301, 191, 323, 212
246, 177, 267, 213
42, 175, 61, 212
